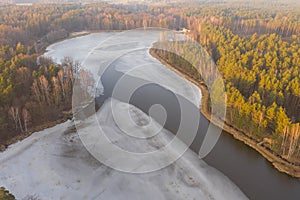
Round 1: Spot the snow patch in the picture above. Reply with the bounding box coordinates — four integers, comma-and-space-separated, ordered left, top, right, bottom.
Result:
0, 99, 247, 200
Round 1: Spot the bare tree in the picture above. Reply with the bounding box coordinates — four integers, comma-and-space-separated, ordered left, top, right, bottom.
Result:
79, 70, 93, 98
52, 76, 61, 106
287, 123, 300, 159
57, 70, 65, 99
8, 106, 23, 132
31, 79, 42, 104
22, 108, 30, 132
62, 56, 80, 75
8, 106, 19, 131
39, 75, 51, 105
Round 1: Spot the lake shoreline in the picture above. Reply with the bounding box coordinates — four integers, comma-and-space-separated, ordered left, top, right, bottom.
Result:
149, 48, 300, 179
1, 30, 123, 152
2, 30, 300, 178
0, 30, 90, 152
0, 114, 71, 152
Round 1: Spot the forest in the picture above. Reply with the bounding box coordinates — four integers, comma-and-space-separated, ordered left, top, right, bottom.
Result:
0, 1, 299, 166
151, 3, 300, 164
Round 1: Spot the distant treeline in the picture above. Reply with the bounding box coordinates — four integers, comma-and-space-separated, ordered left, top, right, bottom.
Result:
1, 2, 299, 48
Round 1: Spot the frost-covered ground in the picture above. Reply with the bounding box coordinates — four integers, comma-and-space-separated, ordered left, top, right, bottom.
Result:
0, 30, 248, 199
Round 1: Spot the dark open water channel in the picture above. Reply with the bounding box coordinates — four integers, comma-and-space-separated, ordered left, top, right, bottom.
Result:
95, 53, 300, 200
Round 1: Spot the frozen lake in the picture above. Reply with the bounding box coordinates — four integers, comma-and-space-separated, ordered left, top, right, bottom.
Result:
0, 30, 247, 199
1, 30, 299, 200
44, 30, 300, 200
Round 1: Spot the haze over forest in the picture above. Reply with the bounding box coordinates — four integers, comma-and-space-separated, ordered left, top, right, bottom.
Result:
0, 0, 299, 5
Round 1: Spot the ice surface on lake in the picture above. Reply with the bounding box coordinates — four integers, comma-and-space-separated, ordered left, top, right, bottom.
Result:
44, 31, 201, 107
0, 31, 248, 199
0, 98, 247, 200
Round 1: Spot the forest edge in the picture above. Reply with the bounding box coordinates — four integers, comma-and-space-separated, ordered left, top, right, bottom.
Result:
149, 48, 300, 179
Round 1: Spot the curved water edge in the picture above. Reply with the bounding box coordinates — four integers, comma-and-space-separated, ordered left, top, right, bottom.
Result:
150, 48, 300, 179
0, 31, 248, 200
0, 100, 246, 200
44, 31, 300, 199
